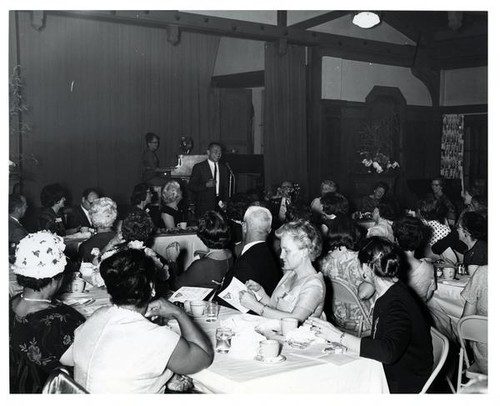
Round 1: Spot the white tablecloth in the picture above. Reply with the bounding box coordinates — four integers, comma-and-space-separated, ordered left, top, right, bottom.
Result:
190, 307, 389, 394
152, 233, 207, 271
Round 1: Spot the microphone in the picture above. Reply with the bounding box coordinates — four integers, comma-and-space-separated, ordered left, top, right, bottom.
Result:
225, 162, 234, 174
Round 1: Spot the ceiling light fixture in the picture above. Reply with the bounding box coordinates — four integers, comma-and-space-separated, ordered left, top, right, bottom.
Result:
352, 12, 381, 29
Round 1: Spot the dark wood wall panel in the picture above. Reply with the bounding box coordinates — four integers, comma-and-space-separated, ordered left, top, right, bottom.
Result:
14, 12, 220, 205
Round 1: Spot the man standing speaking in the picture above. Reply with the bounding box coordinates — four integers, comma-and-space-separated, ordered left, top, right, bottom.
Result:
189, 142, 229, 218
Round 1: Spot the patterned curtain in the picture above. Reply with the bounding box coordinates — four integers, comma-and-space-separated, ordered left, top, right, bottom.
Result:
440, 114, 464, 180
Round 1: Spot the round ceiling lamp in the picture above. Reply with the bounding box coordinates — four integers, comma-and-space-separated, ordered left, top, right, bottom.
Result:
352, 12, 381, 29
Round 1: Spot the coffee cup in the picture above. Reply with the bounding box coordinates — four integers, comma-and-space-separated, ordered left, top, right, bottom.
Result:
177, 222, 188, 230
442, 267, 455, 280
281, 317, 299, 336
189, 301, 206, 317
258, 339, 280, 359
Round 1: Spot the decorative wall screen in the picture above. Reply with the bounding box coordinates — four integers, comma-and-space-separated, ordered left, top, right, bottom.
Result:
440, 114, 464, 179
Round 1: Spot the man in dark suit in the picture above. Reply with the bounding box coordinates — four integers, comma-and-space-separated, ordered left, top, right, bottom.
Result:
9, 194, 28, 258
188, 142, 229, 219
66, 188, 100, 234
216, 206, 282, 308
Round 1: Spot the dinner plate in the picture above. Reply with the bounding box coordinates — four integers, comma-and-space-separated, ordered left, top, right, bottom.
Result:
254, 354, 286, 364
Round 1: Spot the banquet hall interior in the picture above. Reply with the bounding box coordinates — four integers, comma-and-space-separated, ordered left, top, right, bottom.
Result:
8, 9, 488, 395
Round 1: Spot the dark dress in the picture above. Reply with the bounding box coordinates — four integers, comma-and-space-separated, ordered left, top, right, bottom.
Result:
142, 149, 159, 183
360, 282, 433, 393
78, 231, 116, 262
172, 254, 234, 291
9, 298, 85, 393
66, 205, 92, 230
463, 239, 487, 266
38, 207, 66, 236
161, 205, 187, 228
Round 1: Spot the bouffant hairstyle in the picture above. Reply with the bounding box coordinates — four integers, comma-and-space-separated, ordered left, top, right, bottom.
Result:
162, 180, 182, 204
275, 219, 323, 262
122, 210, 154, 242
197, 211, 232, 249
373, 181, 389, 193
40, 183, 66, 208
392, 216, 427, 252
130, 183, 151, 206
375, 201, 396, 221
285, 203, 313, 223
358, 236, 407, 280
89, 197, 117, 229
460, 211, 487, 241
145, 132, 159, 144
418, 197, 441, 221
320, 192, 350, 216
100, 249, 156, 307
326, 214, 359, 251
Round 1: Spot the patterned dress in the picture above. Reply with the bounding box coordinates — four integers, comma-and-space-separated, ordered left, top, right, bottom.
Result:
9, 298, 85, 393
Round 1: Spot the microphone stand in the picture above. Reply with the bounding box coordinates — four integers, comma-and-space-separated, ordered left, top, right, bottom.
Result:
225, 162, 236, 198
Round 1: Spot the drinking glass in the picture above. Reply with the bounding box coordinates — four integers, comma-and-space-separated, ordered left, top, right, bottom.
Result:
215, 327, 233, 353
205, 301, 219, 322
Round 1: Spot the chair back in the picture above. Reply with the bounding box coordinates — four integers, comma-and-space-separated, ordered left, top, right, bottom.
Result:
457, 315, 488, 367
42, 367, 88, 394
330, 278, 371, 336
420, 327, 449, 393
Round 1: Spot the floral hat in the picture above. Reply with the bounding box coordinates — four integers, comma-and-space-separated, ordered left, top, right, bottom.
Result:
13, 231, 67, 279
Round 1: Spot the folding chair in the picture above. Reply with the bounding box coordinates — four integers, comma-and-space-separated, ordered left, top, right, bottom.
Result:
456, 315, 488, 393
42, 366, 88, 394
331, 278, 372, 337
420, 327, 449, 393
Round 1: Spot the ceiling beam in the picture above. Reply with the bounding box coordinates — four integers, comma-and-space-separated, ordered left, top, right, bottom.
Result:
288, 11, 350, 30
47, 10, 416, 66
277, 11, 287, 27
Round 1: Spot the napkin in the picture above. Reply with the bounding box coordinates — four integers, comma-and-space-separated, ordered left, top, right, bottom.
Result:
285, 324, 327, 345
441, 277, 469, 287
220, 314, 268, 360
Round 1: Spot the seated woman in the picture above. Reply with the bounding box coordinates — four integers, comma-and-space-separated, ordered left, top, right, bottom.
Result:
461, 265, 488, 374
10, 231, 85, 393
310, 179, 337, 218
360, 181, 388, 214
392, 216, 436, 302
319, 214, 375, 335
319, 192, 350, 235
171, 211, 233, 291
119, 183, 153, 221
457, 211, 487, 274
78, 197, 118, 262
366, 201, 396, 242
161, 180, 187, 230
417, 197, 452, 260
239, 220, 325, 322
60, 249, 213, 393
308, 237, 433, 393
37, 183, 68, 236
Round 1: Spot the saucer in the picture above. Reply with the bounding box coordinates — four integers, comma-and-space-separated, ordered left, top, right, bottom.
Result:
254, 354, 286, 364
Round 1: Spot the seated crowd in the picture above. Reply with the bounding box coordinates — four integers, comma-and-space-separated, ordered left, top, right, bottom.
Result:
8, 175, 487, 394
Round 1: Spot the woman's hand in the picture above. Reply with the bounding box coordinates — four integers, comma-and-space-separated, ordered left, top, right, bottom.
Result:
307, 317, 343, 343
245, 279, 263, 293
166, 242, 180, 262
239, 290, 259, 311
146, 297, 182, 319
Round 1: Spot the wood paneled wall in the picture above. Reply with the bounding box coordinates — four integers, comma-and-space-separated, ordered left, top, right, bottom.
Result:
11, 12, 220, 206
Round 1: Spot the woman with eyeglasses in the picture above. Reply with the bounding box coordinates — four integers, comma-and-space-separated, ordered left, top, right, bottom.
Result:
308, 237, 433, 393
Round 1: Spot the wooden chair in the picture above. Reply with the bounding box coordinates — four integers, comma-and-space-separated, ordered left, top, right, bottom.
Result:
420, 327, 449, 393
456, 315, 488, 393
42, 366, 88, 394
330, 278, 372, 337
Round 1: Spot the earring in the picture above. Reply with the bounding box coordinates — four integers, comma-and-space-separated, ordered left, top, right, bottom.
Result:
151, 286, 156, 298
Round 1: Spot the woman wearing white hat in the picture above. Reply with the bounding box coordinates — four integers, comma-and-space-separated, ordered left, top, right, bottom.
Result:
9, 231, 85, 393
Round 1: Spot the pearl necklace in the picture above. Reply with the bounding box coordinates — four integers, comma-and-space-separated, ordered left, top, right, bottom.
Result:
21, 294, 52, 303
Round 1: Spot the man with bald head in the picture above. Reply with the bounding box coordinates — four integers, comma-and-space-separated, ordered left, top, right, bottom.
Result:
216, 206, 282, 307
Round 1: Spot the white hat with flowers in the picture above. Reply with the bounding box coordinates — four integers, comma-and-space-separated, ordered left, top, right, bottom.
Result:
13, 231, 67, 279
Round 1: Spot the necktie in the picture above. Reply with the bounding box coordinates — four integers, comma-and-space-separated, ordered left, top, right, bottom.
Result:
213, 163, 218, 196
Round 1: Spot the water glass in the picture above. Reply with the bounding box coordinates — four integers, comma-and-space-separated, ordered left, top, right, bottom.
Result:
215, 327, 233, 353
205, 301, 219, 322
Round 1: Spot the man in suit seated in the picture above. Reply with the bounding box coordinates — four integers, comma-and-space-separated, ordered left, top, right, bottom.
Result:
9, 193, 28, 259
66, 188, 100, 234
188, 142, 229, 219
216, 206, 282, 309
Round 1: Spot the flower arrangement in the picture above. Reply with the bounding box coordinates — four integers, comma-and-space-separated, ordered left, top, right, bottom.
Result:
358, 114, 400, 174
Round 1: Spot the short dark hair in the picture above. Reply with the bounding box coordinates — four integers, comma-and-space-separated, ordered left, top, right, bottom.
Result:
130, 183, 151, 206
122, 210, 154, 242
373, 181, 389, 193
325, 214, 359, 251
358, 236, 407, 279
82, 188, 100, 200
376, 201, 396, 221
418, 197, 440, 221
100, 249, 156, 307
285, 203, 313, 223
431, 177, 445, 188
321, 192, 350, 216
145, 132, 159, 144
460, 211, 487, 241
40, 183, 66, 208
9, 194, 26, 214
16, 272, 64, 292
207, 142, 222, 150
197, 211, 232, 249
393, 216, 427, 251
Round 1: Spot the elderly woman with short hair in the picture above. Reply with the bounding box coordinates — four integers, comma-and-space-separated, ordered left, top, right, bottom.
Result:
78, 197, 118, 262
239, 219, 325, 322
161, 180, 187, 229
